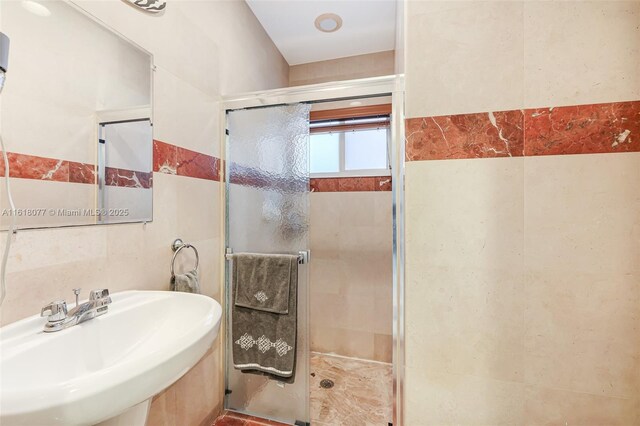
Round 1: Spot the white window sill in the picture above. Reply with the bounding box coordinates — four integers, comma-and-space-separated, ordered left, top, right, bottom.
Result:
310, 170, 391, 178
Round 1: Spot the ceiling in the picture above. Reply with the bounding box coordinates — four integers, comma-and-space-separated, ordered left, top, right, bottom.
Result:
246, 0, 397, 65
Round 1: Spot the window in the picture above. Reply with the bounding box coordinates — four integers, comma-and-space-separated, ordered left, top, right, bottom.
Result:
309, 126, 390, 177
345, 128, 388, 171
310, 133, 340, 173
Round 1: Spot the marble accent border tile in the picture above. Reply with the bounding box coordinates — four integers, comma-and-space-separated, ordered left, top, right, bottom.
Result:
68, 161, 96, 184
1, 141, 219, 185
152, 139, 178, 175
524, 100, 640, 156
154, 139, 220, 181
310, 176, 392, 192
0, 152, 151, 188
405, 110, 525, 161
105, 167, 152, 189
0, 152, 69, 182
406, 100, 640, 161
177, 146, 220, 181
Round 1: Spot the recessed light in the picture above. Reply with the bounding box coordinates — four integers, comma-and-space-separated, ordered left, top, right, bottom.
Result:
314, 13, 343, 33
349, 101, 363, 107
21, 0, 51, 17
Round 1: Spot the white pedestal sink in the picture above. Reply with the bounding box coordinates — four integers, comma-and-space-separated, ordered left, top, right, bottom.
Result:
0, 291, 222, 426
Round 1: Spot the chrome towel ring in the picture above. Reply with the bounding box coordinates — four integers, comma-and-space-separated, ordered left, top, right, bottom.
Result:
171, 238, 199, 277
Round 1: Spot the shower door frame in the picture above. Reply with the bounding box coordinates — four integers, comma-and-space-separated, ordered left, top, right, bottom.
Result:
221, 75, 406, 426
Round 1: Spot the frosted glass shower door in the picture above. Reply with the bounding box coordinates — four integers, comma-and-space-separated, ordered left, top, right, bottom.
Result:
225, 104, 311, 424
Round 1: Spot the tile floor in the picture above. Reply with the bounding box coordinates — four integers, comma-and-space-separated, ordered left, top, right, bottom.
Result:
215, 352, 393, 426
310, 352, 393, 425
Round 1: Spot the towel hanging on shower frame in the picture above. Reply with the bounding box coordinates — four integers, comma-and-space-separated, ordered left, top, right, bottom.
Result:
225, 248, 310, 265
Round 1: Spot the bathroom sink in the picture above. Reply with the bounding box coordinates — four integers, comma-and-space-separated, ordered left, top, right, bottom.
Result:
0, 290, 222, 426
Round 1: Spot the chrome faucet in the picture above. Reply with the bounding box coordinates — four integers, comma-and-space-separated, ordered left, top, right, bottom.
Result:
40, 289, 112, 333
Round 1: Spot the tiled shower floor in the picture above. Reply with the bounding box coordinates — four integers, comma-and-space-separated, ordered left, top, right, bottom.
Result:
310, 352, 393, 425
215, 353, 393, 426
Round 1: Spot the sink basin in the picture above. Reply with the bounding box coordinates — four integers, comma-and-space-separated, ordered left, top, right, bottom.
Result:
0, 290, 222, 426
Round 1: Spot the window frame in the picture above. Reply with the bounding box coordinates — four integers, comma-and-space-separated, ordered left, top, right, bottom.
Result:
309, 126, 391, 178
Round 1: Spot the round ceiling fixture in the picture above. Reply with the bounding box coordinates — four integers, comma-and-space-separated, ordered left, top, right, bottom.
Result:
314, 13, 343, 33
21, 0, 51, 17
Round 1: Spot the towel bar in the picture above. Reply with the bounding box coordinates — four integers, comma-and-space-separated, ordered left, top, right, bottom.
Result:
171, 238, 200, 277
225, 249, 309, 265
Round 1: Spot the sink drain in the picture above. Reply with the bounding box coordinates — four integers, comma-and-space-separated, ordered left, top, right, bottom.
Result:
319, 379, 334, 389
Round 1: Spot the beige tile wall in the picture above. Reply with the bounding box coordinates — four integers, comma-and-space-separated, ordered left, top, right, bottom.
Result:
0, 0, 288, 424
523, 1, 640, 108
289, 50, 395, 87
404, 0, 640, 424
309, 191, 393, 363
406, 1, 525, 117
405, 154, 640, 426
523, 154, 640, 407
395, 0, 405, 75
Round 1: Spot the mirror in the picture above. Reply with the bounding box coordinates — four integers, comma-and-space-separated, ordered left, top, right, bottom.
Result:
0, 0, 153, 229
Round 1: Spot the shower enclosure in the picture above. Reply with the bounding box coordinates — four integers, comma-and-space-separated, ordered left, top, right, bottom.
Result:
225, 104, 312, 424
222, 76, 405, 426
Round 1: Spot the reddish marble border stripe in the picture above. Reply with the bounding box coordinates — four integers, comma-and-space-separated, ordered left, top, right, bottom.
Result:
105, 167, 152, 189
310, 176, 392, 192
1, 141, 219, 185
0, 152, 69, 182
406, 100, 640, 161
226, 162, 389, 192
0, 154, 151, 189
152, 139, 177, 174
69, 161, 96, 184
524, 101, 640, 156
177, 146, 220, 181
153, 139, 220, 181
406, 110, 524, 161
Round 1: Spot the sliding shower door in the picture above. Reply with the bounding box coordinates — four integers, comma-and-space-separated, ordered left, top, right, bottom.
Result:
225, 104, 311, 424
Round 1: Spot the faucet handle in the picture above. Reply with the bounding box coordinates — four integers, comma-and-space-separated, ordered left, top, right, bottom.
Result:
41, 300, 68, 322
89, 288, 109, 300
90, 289, 112, 305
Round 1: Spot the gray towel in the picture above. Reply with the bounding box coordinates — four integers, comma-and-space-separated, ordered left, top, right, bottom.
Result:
233, 253, 292, 314
171, 269, 200, 294
232, 253, 298, 381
